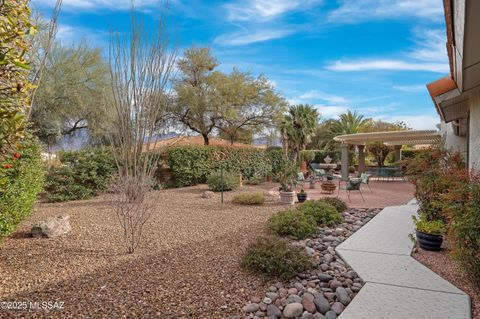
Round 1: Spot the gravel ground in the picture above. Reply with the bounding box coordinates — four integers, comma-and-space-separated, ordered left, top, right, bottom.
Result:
0, 184, 285, 319
413, 238, 479, 319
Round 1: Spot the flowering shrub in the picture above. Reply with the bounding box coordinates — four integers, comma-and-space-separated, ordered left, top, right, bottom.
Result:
407, 146, 480, 285
0, 135, 44, 239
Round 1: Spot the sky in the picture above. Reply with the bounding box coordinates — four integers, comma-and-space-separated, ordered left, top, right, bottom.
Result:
31, 0, 449, 130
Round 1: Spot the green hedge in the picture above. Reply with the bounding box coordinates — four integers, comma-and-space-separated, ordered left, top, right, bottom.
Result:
45, 148, 116, 202
167, 145, 273, 187
0, 136, 45, 239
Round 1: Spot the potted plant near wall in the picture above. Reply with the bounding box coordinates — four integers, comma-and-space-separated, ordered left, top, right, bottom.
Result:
412, 215, 446, 251
277, 161, 297, 205
297, 188, 307, 203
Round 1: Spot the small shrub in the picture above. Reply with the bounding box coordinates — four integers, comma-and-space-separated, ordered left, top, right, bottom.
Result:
44, 148, 116, 202
242, 237, 313, 279
207, 170, 239, 192
412, 215, 445, 235
267, 210, 317, 239
232, 192, 265, 205
297, 201, 343, 226
244, 173, 264, 185
44, 166, 93, 202
319, 197, 348, 213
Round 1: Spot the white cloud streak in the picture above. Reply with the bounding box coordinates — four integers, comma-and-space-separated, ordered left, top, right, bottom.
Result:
392, 85, 426, 92
298, 90, 350, 104
32, 0, 161, 10
375, 114, 440, 130
214, 29, 293, 46
328, 0, 444, 23
224, 0, 321, 22
326, 59, 449, 73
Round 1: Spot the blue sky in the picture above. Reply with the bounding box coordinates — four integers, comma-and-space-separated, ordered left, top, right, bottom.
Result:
32, 0, 448, 130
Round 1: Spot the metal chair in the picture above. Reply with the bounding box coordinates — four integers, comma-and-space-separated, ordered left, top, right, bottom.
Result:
360, 173, 373, 192
337, 177, 365, 201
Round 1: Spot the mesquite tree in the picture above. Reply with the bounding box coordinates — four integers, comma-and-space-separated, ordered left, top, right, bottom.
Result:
109, 11, 176, 253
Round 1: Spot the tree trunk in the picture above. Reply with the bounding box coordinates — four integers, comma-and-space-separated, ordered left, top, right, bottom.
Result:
230, 136, 235, 145
202, 133, 209, 145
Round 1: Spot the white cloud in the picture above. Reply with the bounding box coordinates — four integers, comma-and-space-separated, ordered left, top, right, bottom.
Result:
408, 28, 447, 62
393, 85, 426, 92
376, 114, 440, 130
315, 105, 349, 118
224, 0, 321, 22
214, 29, 293, 46
326, 59, 449, 73
328, 0, 444, 23
32, 0, 161, 10
54, 23, 109, 47
298, 90, 350, 104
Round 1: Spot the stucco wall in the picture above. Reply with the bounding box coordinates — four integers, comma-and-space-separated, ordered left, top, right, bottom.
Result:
469, 89, 480, 172
440, 121, 468, 159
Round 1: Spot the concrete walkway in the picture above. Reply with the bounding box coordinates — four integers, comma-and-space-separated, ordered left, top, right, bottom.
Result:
337, 201, 472, 319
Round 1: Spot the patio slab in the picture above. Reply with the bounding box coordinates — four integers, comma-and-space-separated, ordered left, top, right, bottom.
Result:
336, 249, 464, 294
337, 203, 471, 319
339, 283, 471, 319
336, 205, 417, 255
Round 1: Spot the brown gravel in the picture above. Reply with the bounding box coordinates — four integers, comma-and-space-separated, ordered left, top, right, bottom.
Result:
413, 238, 479, 319
0, 184, 285, 319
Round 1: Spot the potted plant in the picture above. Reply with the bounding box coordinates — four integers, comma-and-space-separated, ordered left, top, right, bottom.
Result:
277, 161, 297, 205
297, 188, 307, 202
412, 215, 445, 251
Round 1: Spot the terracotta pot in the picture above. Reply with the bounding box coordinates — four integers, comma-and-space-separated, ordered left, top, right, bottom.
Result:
280, 191, 295, 205
300, 161, 307, 172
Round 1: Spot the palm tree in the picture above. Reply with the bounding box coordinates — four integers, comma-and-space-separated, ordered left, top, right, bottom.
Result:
330, 110, 370, 136
281, 104, 319, 162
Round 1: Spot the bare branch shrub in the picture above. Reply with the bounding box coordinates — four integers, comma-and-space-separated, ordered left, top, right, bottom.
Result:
108, 6, 176, 253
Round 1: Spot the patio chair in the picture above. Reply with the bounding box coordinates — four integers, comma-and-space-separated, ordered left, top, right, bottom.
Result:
296, 172, 306, 188
337, 177, 365, 201
308, 163, 327, 181
360, 173, 373, 192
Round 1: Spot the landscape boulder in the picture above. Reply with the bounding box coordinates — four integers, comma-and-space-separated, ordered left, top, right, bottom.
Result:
31, 214, 71, 238
201, 191, 215, 199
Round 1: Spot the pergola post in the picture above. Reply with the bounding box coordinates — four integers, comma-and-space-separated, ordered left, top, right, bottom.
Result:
394, 145, 402, 162
358, 145, 365, 175
341, 143, 349, 180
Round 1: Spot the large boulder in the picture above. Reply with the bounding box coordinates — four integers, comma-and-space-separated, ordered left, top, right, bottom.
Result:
31, 214, 71, 238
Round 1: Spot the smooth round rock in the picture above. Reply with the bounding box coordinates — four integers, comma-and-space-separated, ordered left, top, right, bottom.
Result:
283, 303, 304, 318
242, 303, 259, 313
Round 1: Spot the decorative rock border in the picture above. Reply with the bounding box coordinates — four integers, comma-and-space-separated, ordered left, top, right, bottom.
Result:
240, 208, 381, 319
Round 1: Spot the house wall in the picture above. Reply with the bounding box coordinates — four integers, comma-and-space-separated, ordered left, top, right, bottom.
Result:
468, 89, 480, 172
440, 121, 468, 158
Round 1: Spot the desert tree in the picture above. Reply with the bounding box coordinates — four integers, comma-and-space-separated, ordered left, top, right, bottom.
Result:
109, 8, 176, 253
30, 41, 113, 147
173, 47, 222, 145
215, 70, 287, 145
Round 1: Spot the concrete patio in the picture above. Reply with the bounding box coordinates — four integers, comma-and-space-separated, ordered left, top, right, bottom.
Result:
336, 201, 472, 319
294, 180, 415, 208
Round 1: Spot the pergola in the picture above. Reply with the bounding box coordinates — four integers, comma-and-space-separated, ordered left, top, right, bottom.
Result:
333, 130, 441, 179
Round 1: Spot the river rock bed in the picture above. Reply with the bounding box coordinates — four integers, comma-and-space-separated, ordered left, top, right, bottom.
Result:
240, 207, 381, 319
